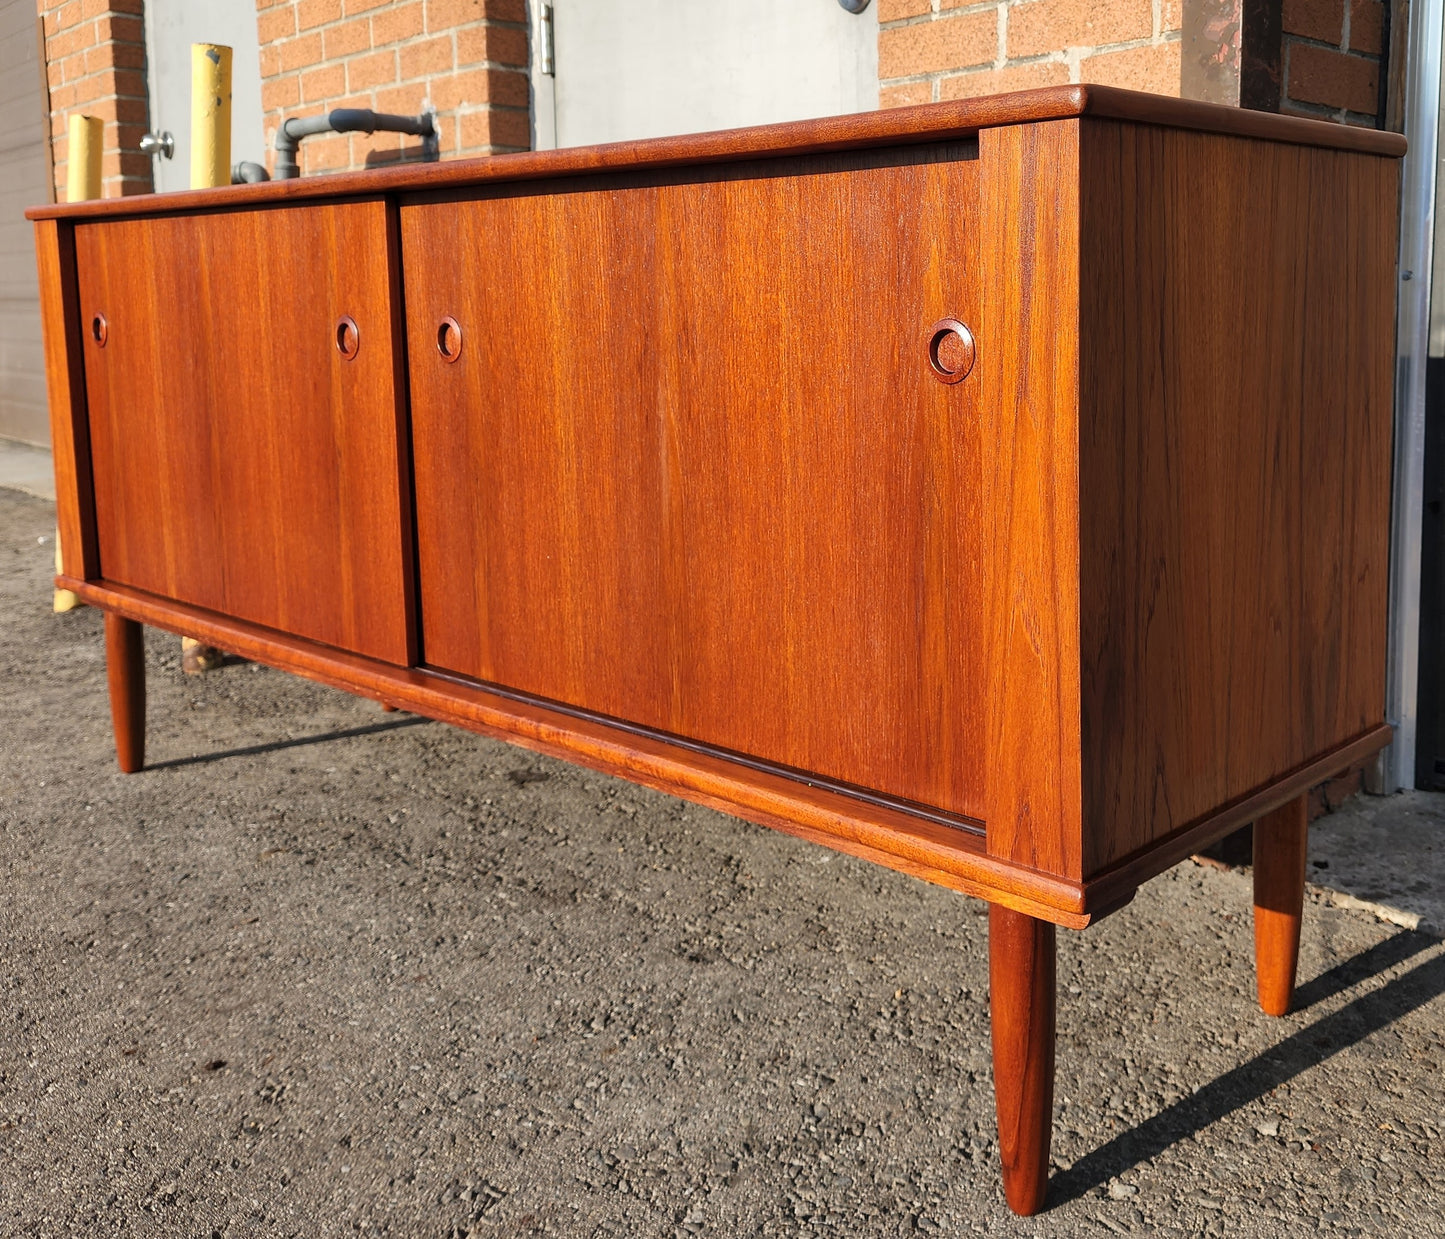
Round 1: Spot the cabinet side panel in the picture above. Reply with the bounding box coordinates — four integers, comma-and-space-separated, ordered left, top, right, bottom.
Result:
979, 120, 1085, 880
1078, 120, 1398, 877
34, 219, 97, 580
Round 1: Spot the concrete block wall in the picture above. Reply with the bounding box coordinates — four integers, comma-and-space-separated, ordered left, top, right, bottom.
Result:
878, 0, 1184, 107
38, 0, 153, 199
253, 0, 532, 176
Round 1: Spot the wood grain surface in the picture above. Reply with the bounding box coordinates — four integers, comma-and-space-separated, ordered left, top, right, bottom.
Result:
58, 576, 1096, 928
403, 141, 989, 823
26, 86, 1404, 226
1079, 722, 1390, 913
989, 904, 1056, 1216
1253, 792, 1308, 1016
37, 108, 1403, 923
53, 575, 1397, 925
978, 120, 1084, 879
74, 201, 416, 665
34, 219, 97, 580
104, 612, 145, 773
1077, 120, 1398, 878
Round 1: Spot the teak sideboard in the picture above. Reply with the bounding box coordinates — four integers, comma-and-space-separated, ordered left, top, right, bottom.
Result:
30, 86, 1403, 1215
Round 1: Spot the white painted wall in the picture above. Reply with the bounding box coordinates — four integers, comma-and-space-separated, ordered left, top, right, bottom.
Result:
538, 0, 878, 150
143, 0, 266, 192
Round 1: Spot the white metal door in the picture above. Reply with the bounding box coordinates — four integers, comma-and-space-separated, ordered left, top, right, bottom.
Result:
538, 0, 878, 150
143, 0, 265, 191
0, 0, 50, 445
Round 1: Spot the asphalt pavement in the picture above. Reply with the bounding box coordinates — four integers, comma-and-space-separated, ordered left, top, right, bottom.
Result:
1, 486, 1441, 1238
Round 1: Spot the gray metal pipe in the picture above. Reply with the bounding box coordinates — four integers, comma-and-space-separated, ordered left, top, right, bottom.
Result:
273, 108, 438, 179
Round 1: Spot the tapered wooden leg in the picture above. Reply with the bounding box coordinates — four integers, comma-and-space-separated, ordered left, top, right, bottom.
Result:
1253, 793, 1308, 1016
989, 904, 1056, 1216
104, 613, 145, 773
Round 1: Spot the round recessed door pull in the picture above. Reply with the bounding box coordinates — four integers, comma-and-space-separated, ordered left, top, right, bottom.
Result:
91, 312, 108, 347
926, 318, 975, 384
335, 315, 360, 360
437, 316, 463, 363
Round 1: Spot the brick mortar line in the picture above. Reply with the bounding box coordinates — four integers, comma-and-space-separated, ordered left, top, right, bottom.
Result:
266, 95, 529, 108
282, 61, 531, 77
1281, 31, 1382, 61
47, 81, 149, 100
278, 15, 530, 41
292, 57, 530, 73
431, 60, 529, 72
50, 53, 147, 70
48, 44, 134, 64
881, 37, 1182, 85
284, 54, 528, 68
53, 37, 146, 53
51, 58, 148, 75
52, 56, 145, 76
1284, 95, 1380, 122
879, 5, 1000, 32
1019, 30, 1182, 56
963, 49, 1068, 73
882, 1, 1186, 36
274, 84, 524, 100
880, 30, 1183, 86
938, 0, 1004, 16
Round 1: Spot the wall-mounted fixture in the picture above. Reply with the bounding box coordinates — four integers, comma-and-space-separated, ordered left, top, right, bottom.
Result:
274, 107, 439, 180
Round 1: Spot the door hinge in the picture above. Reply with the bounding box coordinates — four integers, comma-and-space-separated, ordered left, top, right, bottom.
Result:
541, 4, 555, 76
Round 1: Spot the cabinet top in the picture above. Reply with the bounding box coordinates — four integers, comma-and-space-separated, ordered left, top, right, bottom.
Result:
29, 84, 1405, 223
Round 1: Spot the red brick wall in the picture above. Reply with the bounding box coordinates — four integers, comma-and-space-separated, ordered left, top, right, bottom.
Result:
253, 0, 531, 176
1281, 0, 1386, 123
39, 0, 153, 199
879, 1, 1392, 130
879, 0, 1184, 107
40, 2, 1387, 197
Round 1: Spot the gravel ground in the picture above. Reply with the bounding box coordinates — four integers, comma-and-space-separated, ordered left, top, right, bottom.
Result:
1, 486, 1442, 1238
1309, 793, 1445, 934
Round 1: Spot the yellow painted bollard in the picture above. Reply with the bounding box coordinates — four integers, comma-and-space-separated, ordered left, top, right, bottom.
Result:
179, 45, 232, 673
54, 114, 103, 614
189, 43, 231, 191
65, 113, 102, 203
53, 539, 78, 612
